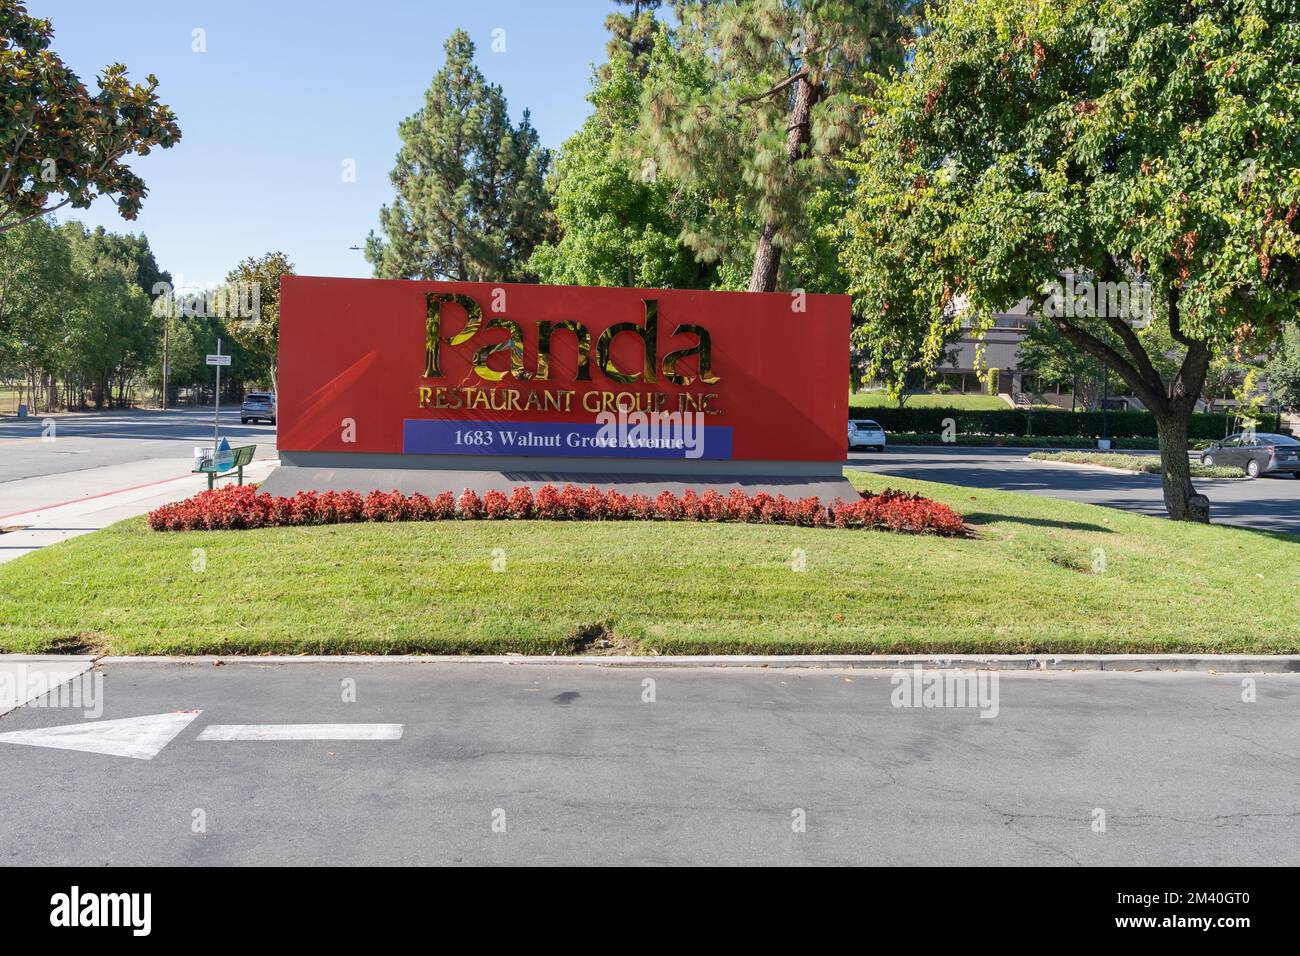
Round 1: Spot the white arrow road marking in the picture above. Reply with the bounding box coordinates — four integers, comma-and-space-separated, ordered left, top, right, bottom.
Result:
196, 724, 404, 741
0, 711, 201, 760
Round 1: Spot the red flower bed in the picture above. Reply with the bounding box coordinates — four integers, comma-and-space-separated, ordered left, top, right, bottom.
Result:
147, 483, 966, 537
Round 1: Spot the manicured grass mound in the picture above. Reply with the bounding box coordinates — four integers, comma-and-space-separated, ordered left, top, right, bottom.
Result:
145, 484, 967, 536
849, 391, 1009, 411
1029, 450, 1244, 479
884, 433, 1171, 449
1, 470, 1296, 656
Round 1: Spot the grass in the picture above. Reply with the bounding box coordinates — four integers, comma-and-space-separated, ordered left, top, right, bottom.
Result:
1029, 450, 1244, 479
0, 385, 23, 415
849, 390, 1008, 411
1, 470, 1297, 656
889, 433, 1166, 449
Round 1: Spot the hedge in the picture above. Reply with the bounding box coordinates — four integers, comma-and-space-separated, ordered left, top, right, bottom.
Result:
147, 484, 969, 537
857, 407, 1281, 440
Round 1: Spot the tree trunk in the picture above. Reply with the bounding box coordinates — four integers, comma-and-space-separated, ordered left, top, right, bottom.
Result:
1154, 404, 1209, 523
747, 69, 820, 293
748, 220, 782, 293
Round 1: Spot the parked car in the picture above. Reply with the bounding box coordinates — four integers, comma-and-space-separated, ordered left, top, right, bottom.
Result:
240, 391, 276, 425
848, 418, 888, 451
1201, 432, 1300, 478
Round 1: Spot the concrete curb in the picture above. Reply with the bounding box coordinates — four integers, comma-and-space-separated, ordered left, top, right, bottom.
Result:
74, 653, 1300, 673
1021, 455, 1252, 481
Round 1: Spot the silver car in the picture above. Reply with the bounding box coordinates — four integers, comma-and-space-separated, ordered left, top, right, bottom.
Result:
1201, 432, 1300, 478
848, 418, 887, 451
240, 391, 276, 425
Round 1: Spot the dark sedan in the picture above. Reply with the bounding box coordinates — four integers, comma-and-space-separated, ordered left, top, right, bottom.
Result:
1201, 432, 1300, 478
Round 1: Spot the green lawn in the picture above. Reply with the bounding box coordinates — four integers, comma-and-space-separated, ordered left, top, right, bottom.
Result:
1, 470, 1296, 655
0, 385, 22, 414
1028, 450, 1245, 479
850, 390, 1008, 411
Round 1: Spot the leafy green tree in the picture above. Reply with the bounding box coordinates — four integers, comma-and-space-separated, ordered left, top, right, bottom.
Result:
218, 251, 294, 397
841, 0, 1300, 521
60, 221, 156, 408
1017, 318, 1109, 410
529, 51, 713, 289
1232, 366, 1268, 431
639, 1, 908, 291
366, 30, 552, 282
1263, 324, 1300, 411
0, 0, 181, 233
0, 217, 172, 410
84, 227, 170, 298
1018, 311, 1184, 411
1201, 352, 1254, 410
0, 216, 73, 408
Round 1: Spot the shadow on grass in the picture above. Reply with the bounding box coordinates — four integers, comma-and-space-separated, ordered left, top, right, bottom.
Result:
962, 512, 1115, 533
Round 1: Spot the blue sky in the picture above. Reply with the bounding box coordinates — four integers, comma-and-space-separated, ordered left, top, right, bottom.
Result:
35, 0, 614, 292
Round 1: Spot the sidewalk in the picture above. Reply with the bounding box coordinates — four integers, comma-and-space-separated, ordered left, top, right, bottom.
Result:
0, 456, 278, 564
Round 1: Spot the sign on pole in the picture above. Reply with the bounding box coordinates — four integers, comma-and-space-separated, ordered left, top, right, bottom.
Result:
210, 340, 225, 454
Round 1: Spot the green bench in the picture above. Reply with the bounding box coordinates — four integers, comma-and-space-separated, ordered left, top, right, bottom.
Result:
193, 444, 257, 490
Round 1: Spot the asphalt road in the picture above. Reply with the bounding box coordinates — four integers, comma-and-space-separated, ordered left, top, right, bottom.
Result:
849, 445, 1300, 536
0, 407, 277, 485
0, 662, 1296, 866
4, 413, 1294, 533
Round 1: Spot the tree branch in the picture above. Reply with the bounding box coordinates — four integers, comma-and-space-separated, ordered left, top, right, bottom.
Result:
1045, 308, 1167, 411
738, 66, 812, 105
1097, 253, 1164, 389
1167, 281, 1196, 348
0, 115, 34, 195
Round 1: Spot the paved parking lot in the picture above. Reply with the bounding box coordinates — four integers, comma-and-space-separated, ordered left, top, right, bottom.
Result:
849, 445, 1300, 536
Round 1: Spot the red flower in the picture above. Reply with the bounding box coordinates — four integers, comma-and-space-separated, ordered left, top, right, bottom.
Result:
534, 484, 560, 518
146, 482, 966, 537
430, 491, 456, 519
483, 490, 510, 519
628, 494, 654, 519
507, 486, 534, 518
604, 489, 630, 519
654, 490, 682, 520
456, 488, 483, 518
406, 493, 434, 521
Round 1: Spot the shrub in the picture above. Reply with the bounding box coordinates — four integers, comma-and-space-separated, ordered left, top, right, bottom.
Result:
148, 483, 968, 538
456, 488, 483, 519
862, 407, 1282, 440
482, 490, 510, 518
406, 493, 434, 521
507, 486, 534, 518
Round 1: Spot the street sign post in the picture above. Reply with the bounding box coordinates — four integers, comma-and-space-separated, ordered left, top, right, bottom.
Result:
205, 341, 231, 453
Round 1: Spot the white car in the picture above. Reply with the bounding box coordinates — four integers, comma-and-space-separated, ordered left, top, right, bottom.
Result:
848, 418, 887, 451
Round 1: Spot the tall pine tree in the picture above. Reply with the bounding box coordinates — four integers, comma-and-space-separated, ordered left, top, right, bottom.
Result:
366, 30, 552, 282
640, 1, 910, 292
605, 0, 663, 76
529, 50, 713, 290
